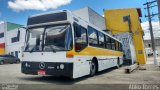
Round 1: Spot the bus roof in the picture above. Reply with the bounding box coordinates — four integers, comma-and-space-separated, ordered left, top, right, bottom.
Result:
28, 10, 68, 18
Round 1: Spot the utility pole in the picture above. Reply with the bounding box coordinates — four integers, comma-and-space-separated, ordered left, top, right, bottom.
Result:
157, 0, 160, 24
144, 1, 158, 65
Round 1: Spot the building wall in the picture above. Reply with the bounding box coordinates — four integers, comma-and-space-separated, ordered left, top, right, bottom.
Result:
104, 8, 147, 64
0, 22, 5, 55
0, 43, 5, 55
0, 21, 25, 60
73, 7, 106, 30
6, 23, 25, 61
114, 32, 136, 64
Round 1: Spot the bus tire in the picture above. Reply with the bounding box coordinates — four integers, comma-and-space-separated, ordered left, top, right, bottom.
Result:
0, 61, 4, 65
117, 57, 120, 69
90, 60, 96, 76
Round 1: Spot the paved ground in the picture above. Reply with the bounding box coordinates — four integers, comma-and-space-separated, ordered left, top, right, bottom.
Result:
0, 57, 160, 84
0, 57, 160, 89
147, 56, 160, 64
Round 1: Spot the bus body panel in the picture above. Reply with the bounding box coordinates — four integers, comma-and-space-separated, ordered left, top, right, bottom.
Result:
72, 55, 123, 79
22, 52, 75, 78
72, 56, 91, 78
71, 46, 123, 78
23, 52, 68, 62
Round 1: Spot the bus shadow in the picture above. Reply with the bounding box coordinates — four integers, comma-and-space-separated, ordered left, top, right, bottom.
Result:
19, 75, 90, 85
19, 67, 121, 85
95, 67, 118, 76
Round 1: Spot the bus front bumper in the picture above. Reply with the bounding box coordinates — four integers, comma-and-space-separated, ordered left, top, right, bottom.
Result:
21, 62, 73, 78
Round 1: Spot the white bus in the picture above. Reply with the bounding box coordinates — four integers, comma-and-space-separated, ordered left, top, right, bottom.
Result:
21, 10, 123, 79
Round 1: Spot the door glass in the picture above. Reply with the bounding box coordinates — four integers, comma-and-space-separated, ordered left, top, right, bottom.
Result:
74, 24, 88, 51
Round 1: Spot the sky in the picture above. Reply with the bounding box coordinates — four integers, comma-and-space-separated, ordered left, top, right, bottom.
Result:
0, 0, 160, 40
0, 0, 156, 25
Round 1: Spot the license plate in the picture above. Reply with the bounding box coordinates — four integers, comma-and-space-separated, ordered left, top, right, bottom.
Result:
37, 70, 46, 75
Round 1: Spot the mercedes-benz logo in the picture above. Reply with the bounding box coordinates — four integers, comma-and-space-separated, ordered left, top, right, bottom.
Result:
39, 62, 45, 69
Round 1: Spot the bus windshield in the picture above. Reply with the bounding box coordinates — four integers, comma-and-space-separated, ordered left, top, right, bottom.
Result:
25, 24, 73, 52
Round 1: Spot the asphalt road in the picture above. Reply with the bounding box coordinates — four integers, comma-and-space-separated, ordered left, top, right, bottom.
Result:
0, 58, 160, 90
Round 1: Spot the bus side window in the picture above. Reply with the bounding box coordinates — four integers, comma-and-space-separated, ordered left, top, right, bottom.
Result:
111, 39, 116, 50
115, 41, 119, 51
74, 24, 88, 52
119, 43, 123, 51
118, 43, 120, 51
98, 32, 105, 48
105, 35, 111, 49
88, 26, 98, 47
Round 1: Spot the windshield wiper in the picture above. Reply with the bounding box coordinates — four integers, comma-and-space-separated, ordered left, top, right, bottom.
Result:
30, 45, 36, 53
59, 25, 69, 32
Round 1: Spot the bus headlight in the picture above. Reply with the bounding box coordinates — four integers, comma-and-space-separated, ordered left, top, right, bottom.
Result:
25, 63, 30, 67
60, 64, 64, 69
57, 66, 59, 69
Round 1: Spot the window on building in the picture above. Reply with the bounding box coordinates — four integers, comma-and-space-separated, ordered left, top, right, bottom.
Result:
17, 30, 20, 41
148, 44, 151, 47
15, 51, 18, 58
0, 33, 4, 38
11, 30, 20, 43
11, 37, 18, 43
11, 52, 14, 56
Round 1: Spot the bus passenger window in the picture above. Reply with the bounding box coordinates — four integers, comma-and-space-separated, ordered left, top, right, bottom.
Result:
98, 32, 105, 48
115, 41, 119, 51
105, 36, 111, 49
119, 43, 123, 51
74, 25, 88, 52
111, 39, 116, 50
88, 26, 98, 47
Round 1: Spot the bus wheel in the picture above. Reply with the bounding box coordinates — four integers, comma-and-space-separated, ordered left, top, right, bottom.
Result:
90, 61, 96, 76
117, 58, 120, 69
0, 61, 4, 65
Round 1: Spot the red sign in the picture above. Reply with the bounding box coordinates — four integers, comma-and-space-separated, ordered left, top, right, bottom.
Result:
37, 70, 46, 76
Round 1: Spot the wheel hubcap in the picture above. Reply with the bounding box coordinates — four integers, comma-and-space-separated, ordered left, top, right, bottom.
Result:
91, 63, 95, 74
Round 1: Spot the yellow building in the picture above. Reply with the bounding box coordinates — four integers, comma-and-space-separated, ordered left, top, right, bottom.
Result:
104, 8, 146, 64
